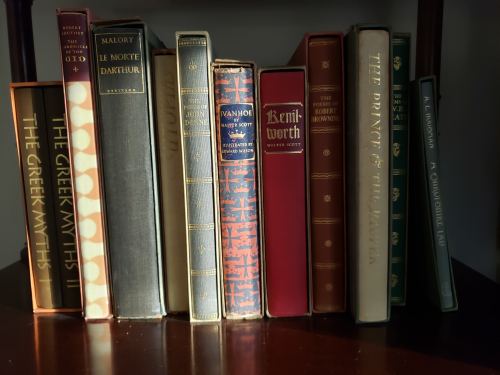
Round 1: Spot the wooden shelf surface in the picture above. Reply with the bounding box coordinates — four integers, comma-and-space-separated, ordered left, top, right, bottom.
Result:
0, 259, 498, 375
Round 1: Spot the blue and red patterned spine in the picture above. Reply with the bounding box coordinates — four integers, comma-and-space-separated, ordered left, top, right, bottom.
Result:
213, 62, 262, 318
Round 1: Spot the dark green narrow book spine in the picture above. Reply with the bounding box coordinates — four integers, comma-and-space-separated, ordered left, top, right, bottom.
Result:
44, 85, 81, 308
12, 87, 63, 309
93, 24, 165, 318
418, 78, 457, 311
391, 34, 410, 305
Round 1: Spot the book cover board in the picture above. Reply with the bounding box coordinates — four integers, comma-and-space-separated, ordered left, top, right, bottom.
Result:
10, 81, 80, 313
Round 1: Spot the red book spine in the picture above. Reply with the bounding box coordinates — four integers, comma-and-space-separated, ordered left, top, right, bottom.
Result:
259, 68, 309, 317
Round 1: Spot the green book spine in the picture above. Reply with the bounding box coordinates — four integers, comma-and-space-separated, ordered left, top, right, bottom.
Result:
420, 77, 457, 311
391, 34, 410, 305
411, 76, 458, 312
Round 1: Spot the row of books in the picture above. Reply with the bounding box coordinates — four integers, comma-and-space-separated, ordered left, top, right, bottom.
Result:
9, 8, 457, 323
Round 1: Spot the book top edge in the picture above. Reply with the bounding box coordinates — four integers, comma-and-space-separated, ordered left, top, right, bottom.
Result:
212, 59, 255, 68
92, 18, 144, 28
304, 31, 344, 39
10, 81, 62, 88
258, 66, 306, 75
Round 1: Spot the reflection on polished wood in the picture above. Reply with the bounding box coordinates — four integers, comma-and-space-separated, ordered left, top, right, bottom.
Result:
86, 322, 112, 375
224, 321, 264, 375
0, 260, 498, 374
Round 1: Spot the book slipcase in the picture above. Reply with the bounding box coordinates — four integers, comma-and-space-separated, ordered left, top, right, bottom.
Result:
10, 81, 80, 313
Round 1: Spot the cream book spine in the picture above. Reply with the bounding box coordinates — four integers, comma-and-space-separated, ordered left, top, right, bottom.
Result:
153, 50, 189, 313
346, 25, 391, 323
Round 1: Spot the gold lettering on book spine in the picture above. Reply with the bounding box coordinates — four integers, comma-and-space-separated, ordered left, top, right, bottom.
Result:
191, 269, 217, 276
51, 117, 79, 289
95, 33, 145, 95
188, 223, 215, 231
367, 51, 385, 265
23, 113, 53, 284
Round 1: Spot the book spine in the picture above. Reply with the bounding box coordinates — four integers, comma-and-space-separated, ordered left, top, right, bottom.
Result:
419, 78, 456, 310
93, 26, 164, 318
391, 34, 410, 305
11, 86, 63, 309
57, 10, 112, 318
259, 69, 309, 317
213, 64, 262, 319
153, 52, 189, 313
176, 33, 221, 321
346, 28, 390, 323
306, 36, 346, 312
43, 85, 81, 308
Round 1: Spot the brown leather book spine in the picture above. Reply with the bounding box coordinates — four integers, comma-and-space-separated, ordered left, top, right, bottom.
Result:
291, 34, 346, 312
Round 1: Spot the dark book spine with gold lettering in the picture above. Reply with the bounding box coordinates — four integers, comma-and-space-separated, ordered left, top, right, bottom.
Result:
57, 8, 113, 318
10, 84, 63, 310
92, 21, 166, 318
391, 33, 410, 305
289, 33, 346, 313
176, 31, 221, 322
410, 76, 458, 312
44, 85, 81, 308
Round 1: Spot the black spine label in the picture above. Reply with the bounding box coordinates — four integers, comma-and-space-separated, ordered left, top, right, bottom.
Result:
94, 32, 145, 94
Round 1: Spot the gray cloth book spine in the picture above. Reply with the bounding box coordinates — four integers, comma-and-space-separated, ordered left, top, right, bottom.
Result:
92, 22, 165, 318
176, 32, 221, 322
